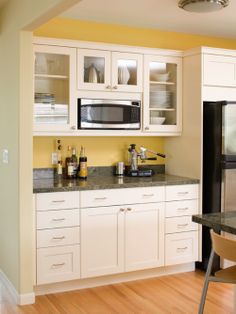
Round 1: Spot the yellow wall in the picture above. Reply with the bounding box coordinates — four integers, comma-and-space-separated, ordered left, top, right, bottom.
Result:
33, 17, 236, 168
34, 136, 164, 168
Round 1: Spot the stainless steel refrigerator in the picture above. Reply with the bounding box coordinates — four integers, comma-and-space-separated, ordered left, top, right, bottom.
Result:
199, 101, 236, 271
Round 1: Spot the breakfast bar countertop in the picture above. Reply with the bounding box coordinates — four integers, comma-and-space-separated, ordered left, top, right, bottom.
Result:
33, 173, 199, 194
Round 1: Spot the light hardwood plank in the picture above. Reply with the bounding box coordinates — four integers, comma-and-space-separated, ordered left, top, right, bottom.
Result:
1, 270, 233, 314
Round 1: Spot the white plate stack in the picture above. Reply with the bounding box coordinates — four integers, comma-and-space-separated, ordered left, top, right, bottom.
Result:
150, 90, 171, 108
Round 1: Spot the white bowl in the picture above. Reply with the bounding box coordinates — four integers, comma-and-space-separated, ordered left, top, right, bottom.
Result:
151, 72, 170, 82
150, 117, 166, 125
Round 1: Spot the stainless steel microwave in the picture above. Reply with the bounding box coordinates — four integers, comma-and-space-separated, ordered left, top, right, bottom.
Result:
78, 99, 141, 130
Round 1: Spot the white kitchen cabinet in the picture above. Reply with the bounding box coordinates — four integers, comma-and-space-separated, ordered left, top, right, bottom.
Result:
35, 192, 80, 284
143, 55, 182, 134
80, 206, 124, 278
77, 48, 143, 93
203, 54, 236, 87
125, 203, 164, 271
80, 187, 165, 278
34, 44, 77, 133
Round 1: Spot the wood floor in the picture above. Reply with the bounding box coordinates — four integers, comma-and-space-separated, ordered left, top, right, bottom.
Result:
0, 270, 233, 314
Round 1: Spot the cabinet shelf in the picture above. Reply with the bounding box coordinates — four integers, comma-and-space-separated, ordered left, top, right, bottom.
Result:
35, 74, 69, 80
149, 107, 175, 111
149, 81, 175, 85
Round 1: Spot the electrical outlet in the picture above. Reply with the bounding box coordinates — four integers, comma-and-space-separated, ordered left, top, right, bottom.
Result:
2, 149, 9, 164
51, 152, 58, 165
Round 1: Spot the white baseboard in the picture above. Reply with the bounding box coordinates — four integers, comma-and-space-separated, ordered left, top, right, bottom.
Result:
0, 269, 35, 305
35, 262, 195, 296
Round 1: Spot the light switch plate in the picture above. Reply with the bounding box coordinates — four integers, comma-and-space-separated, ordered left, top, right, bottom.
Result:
2, 149, 9, 164
51, 152, 58, 165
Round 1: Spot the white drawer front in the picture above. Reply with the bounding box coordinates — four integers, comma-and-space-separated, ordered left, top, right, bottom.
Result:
165, 231, 198, 266
165, 199, 199, 218
37, 209, 80, 230
37, 245, 80, 285
36, 192, 79, 211
165, 216, 197, 234
80, 186, 165, 208
166, 184, 198, 201
37, 227, 80, 248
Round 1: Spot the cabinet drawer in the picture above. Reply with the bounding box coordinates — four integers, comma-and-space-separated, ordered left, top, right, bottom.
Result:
80, 186, 165, 208
36, 192, 79, 211
165, 200, 199, 217
37, 245, 80, 285
166, 184, 198, 201
37, 227, 80, 248
165, 231, 198, 266
37, 209, 80, 230
165, 216, 197, 234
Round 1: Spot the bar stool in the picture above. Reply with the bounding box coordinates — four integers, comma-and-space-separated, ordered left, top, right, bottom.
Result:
199, 229, 236, 314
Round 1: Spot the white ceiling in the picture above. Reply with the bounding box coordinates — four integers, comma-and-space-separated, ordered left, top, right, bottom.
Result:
61, 0, 236, 39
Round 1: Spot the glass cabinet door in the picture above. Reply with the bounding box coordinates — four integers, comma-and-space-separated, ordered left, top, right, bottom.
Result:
143, 55, 182, 134
111, 52, 143, 92
34, 45, 76, 132
77, 49, 111, 91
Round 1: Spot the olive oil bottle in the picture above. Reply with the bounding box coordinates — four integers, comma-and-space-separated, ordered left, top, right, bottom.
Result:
79, 146, 88, 180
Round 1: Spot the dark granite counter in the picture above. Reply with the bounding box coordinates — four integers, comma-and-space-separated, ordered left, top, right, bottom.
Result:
33, 173, 199, 194
192, 212, 236, 235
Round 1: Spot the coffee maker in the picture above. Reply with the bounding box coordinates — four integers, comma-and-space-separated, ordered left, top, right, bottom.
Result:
126, 144, 165, 177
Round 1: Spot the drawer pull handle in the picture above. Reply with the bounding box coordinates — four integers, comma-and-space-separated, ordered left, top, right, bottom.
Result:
52, 236, 65, 240
177, 191, 189, 195
177, 247, 188, 251
95, 197, 107, 200
120, 208, 125, 212
51, 263, 65, 268
177, 223, 188, 228
52, 200, 66, 203
177, 207, 189, 211
52, 218, 66, 222
127, 208, 132, 211
143, 194, 154, 197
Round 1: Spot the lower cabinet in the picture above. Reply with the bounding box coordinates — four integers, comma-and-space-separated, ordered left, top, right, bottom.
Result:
81, 202, 165, 278
34, 184, 200, 285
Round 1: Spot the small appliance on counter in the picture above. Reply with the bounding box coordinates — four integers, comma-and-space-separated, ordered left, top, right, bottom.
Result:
126, 144, 165, 177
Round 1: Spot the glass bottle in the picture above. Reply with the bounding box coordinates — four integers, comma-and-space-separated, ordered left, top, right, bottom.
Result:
71, 147, 78, 178
79, 146, 88, 180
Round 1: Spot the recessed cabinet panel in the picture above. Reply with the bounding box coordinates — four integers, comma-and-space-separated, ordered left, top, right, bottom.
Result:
143, 55, 182, 134
34, 45, 77, 132
203, 54, 236, 87
125, 203, 164, 272
81, 206, 124, 278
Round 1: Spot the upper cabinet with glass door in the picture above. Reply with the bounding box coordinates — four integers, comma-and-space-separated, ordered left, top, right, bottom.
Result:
143, 55, 182, 134
34, 45, 76, 133
77, 49, 143, 93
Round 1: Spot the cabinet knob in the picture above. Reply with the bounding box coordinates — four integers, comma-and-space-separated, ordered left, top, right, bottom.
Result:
113, 86, 118, 89
145, 126, 149, 130
106, 85, 111, 89
71, 125, 76, 130
120, 208, 125, 212
127, 207, 132, 211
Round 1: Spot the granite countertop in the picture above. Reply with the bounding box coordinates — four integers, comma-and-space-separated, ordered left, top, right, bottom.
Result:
192, 212, 236, 235
33, 173, 199, 194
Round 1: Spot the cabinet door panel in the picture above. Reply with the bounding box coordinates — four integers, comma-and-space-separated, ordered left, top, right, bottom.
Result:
125, 203, 164, 271
204, 54, 236, 87
111, 52, 143, 92
34, 44, 77, 133
77, 49, 111, 91
81, 206, 124, 278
